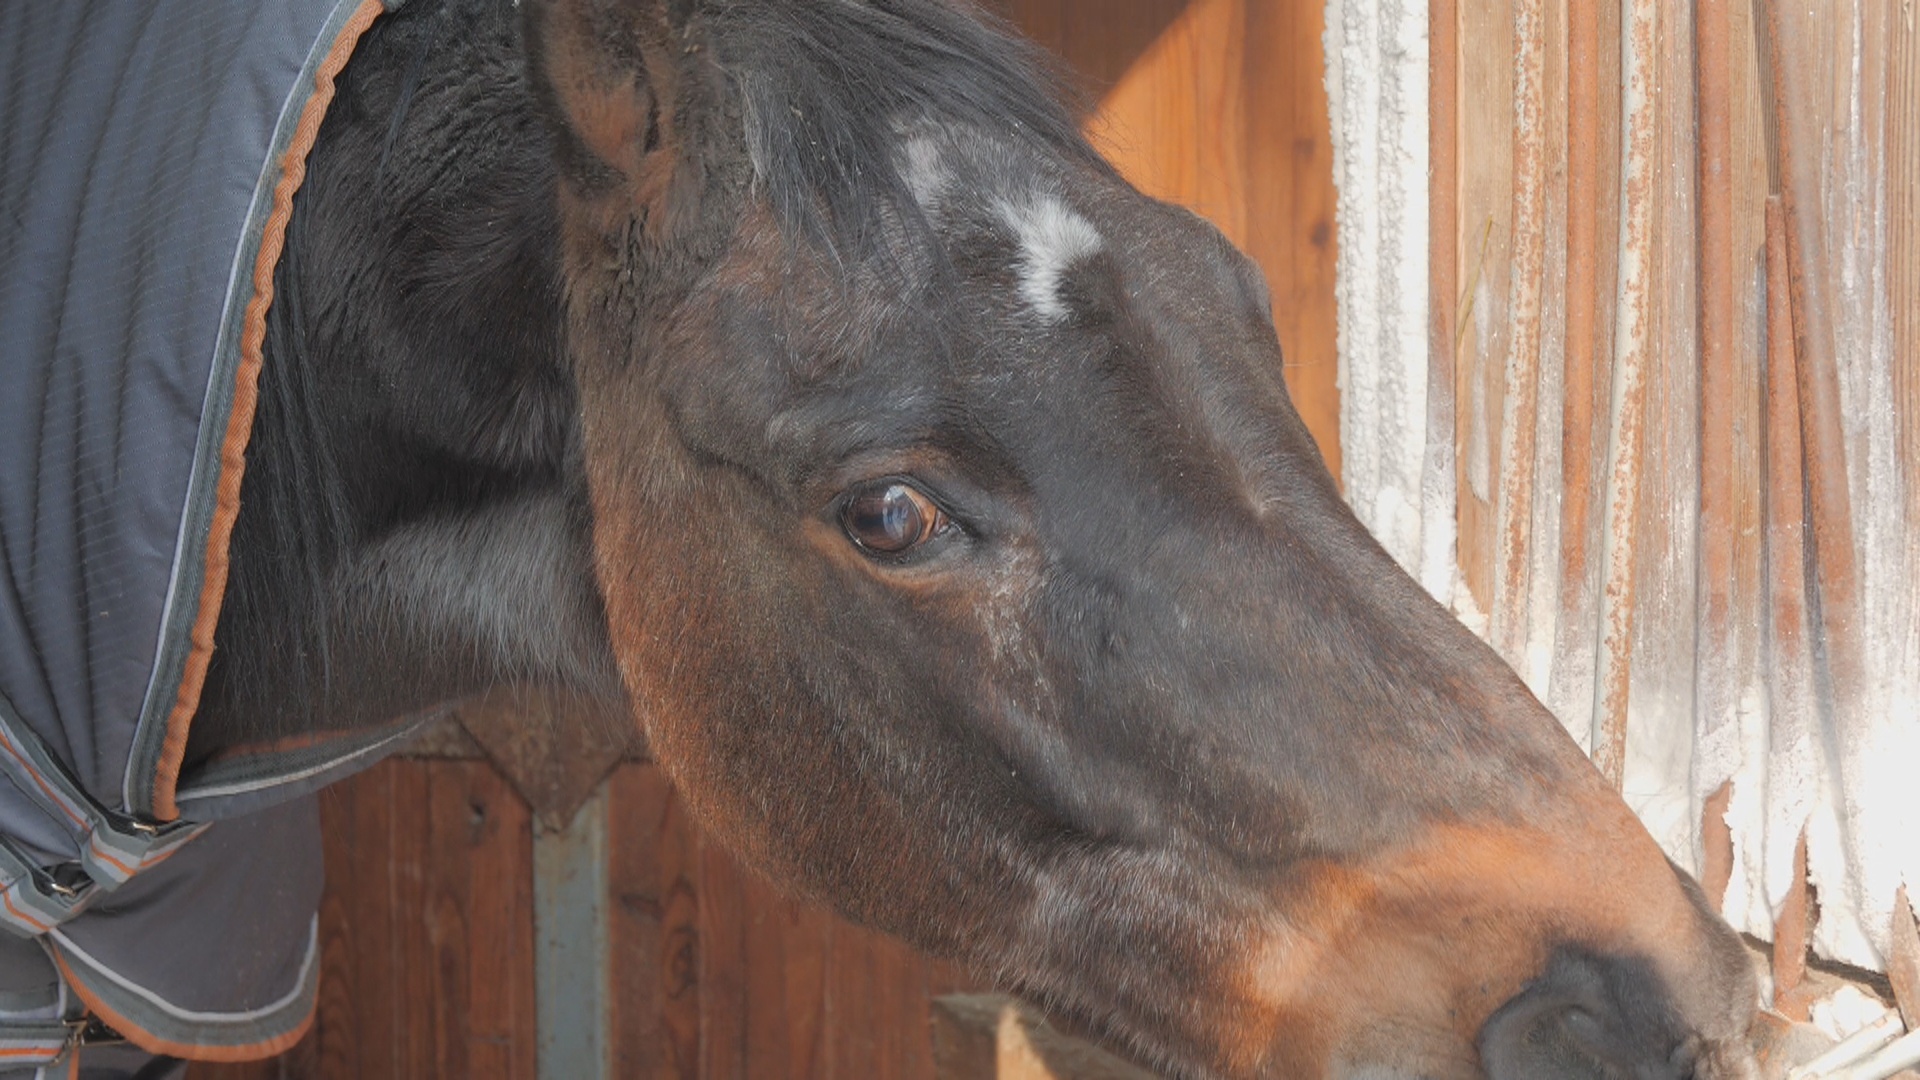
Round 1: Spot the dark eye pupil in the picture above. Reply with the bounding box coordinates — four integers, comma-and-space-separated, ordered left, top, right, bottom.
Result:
844, 483, 934, 554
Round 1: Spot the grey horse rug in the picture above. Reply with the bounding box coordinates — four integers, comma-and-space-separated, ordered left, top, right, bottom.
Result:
0, 1, 412, 1071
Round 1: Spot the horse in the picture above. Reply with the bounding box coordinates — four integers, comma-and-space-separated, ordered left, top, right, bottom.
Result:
23, 0, 1761, 1075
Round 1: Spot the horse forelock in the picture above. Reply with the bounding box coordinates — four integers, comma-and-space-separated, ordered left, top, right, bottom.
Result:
712, 0, 1106, 261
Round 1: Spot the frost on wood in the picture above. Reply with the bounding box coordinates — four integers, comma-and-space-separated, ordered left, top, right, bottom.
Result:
1329, 0, 1918, 974
1323, 0, 1444, 604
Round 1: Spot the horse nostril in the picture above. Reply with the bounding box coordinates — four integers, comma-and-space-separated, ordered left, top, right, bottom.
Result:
1477, 948, 1700, 1080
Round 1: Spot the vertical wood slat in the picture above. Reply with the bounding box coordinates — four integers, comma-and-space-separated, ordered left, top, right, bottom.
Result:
1488, 0, 1547, 667
213, 759, 540, 1080
1633, 0, 1701, 799
1589, 0, 1660, 788
1239, 0, 1342, 487
1762, 194, 1821, 1020
1692, 0, 1735, 742
1543, 0, 1616, 737
1452, 0, 1516, 610
604, 760, 699, 1080
1895, 0, 1920, 542
1761, 0, 1865, 721
1428, 0, 1460, 592
194, 758, 980, 1080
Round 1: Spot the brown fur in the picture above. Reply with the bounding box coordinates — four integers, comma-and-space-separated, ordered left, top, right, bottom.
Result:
525, 3, 1762, 1076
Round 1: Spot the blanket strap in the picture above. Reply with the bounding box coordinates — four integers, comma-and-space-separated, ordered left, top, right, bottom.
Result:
0, 695, 206, 939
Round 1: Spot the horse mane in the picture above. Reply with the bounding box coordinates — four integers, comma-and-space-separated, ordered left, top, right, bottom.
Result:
202, 0, 1101, 754
705, 0, 1109, 257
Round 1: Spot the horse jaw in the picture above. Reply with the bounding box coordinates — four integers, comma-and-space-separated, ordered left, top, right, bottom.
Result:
527, 2, 1762, 1076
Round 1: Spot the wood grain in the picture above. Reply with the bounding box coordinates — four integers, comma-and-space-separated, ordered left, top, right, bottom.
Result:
1452, 0, 1516, 610
196, 759, 987, 1080
1239, 0, 1341, 484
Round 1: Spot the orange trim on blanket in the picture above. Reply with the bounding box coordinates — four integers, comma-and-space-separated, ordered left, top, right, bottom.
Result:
150, 0, 387, 822
1, 890, 54, 935
51, 951, 317, 1063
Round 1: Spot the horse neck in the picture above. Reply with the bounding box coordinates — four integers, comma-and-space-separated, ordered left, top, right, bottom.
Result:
190, 0, 622, 766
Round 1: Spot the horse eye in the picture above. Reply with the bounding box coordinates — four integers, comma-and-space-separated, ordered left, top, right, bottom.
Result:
840, 482, 949, 556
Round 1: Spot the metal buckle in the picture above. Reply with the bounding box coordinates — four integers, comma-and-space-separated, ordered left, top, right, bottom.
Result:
39, 862, 92, 901
63, 1015, 124, 1051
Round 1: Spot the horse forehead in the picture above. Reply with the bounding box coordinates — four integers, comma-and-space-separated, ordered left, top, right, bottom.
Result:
898, 127, 1109, 323
994, 192, 1103, 323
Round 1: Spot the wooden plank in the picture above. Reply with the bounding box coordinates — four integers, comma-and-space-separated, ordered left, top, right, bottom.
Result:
1773, 830, 1814, 1020
1240, 0, 1342, 483
1762, 0, 1865, 725
1763, 194, 1820, 1022
1693, 0, 1736, 751
1082, 0, 1247, 240
828, 915, 949, 1080
1543, 0, 1622, 734
733, 867, 820, 1080
1891, 887, 1920, 1031
1521, 0, 1569, 694
1627, 0, 1701, 794
460, 766, 539, 1080
199, 759, 540, 1080
1590, 0, 1661, 787
1488, 0, 1548, 667
604, 762, 700, 1080
1452, 0, 1516, 611
697, 826, 750, 1080
1895, 0, 1920, 542
1428, 0, 1461, 605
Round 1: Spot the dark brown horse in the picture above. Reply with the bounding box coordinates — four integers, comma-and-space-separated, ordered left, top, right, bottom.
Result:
192, 0, 1761, 1075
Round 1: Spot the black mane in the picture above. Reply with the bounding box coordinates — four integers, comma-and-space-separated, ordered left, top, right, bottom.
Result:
202, 0, 1101, 756
708, 0, 1108, 255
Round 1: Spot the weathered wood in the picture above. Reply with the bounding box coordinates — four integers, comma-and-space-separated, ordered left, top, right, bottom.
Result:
1896, 0, 1920, 542
1427, 0, 1460, 606
1891, 887, 1920, 1032
1488, 0, 1547, 668
1692, 0, 1736, 763
932, 995, 1159, 1080
1700, 781, 1735, 913
1451, 0, 1515, 609
1589, 0, 1660, 788
1542, 0, 1615, 734
1761, 0, 1865, 731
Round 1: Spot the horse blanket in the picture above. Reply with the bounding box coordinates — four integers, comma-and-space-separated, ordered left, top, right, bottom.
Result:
0, 2, 407, 1070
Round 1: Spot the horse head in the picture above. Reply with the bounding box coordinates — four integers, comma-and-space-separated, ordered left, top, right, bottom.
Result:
529, 2, 1759, 1075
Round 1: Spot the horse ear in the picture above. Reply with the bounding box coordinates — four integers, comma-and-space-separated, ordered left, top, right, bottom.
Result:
527, 0, 712, 230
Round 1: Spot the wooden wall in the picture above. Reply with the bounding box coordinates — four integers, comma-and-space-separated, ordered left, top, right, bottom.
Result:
1429, 0, 1920, 1019
197, 758, 976, 1080
194, 3, 1338, 1078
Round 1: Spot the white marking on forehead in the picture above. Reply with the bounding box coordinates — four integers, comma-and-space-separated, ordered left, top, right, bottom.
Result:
901, 134, 950, 211
997, 194, 1103, 323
